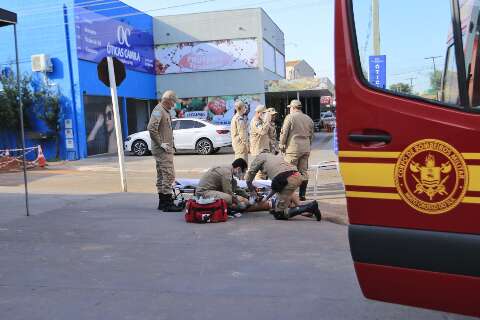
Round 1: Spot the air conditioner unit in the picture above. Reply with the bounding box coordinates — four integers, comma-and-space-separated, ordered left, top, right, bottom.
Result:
31, 54, 53, 72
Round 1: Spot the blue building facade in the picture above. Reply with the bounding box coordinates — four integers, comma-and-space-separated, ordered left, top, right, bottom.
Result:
0, 0, 157, 160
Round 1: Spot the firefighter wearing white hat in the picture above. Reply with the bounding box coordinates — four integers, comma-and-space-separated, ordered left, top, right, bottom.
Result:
279, 99, 314, 201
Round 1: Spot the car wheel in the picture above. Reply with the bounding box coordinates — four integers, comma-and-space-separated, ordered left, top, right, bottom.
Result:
132, 140, 149, 156
196, 138, 213, 155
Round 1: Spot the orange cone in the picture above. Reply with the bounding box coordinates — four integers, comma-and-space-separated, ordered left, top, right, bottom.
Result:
37, 145, 47, 168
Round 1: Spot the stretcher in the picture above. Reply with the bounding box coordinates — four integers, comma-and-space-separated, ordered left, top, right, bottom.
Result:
173, 178, 272, 211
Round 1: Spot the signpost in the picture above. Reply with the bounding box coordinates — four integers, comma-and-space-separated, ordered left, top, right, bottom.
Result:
97, 56, 127, 192
369, 55, 387, 89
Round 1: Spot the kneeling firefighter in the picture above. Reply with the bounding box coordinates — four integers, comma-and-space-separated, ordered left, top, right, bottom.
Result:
196, 158, 250, 212
245, 153, 321, 221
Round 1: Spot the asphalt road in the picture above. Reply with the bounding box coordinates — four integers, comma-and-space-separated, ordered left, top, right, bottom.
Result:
0, 133, 473, 319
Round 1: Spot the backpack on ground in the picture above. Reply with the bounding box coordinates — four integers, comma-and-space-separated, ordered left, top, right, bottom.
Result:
184, 198, 228, 223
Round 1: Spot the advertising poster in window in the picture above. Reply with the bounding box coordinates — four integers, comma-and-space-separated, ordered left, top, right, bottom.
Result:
173, 94, 262, 124
155, 38, 258, 74
84, 95, 123, 156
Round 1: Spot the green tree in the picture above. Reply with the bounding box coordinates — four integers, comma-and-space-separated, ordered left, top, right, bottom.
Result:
425, 70, 442, 98
389, 82, 412, 94
34, 82, 62, 160
0, 71, 34, 131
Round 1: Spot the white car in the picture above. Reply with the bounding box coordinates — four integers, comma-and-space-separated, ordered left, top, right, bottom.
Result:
124, 118, 232, 156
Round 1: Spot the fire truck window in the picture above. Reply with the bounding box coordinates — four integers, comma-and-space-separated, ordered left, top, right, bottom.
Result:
443, 45, 460, 105
351, 0, 462, 108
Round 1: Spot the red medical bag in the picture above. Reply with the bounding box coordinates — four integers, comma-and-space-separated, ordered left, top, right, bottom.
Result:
184, 198, 228, 223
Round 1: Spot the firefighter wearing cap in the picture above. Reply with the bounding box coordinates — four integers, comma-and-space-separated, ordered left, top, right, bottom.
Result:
250, 104, 272, 180
230, 101, 249, 162
147, 90, 182, 212
249, 104, 272, 156
266, 108, 279, 154
279, 99, 314, 201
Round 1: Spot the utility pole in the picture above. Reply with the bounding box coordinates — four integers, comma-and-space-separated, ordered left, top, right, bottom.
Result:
406, 77, 416, 90
425, 56, 442, 99
372, 0, 380, 55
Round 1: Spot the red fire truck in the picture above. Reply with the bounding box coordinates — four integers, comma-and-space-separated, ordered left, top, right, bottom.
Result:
336, 0, 480, 317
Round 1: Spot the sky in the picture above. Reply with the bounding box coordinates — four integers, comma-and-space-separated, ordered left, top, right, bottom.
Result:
121, 0, 453, 92
121, 0, 335, 81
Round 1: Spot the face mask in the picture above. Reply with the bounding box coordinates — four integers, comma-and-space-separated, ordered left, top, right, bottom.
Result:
234, 169, 245, 180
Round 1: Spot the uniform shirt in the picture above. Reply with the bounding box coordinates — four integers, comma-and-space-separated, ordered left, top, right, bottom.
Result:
279, 111, 314, 154
250, 117, 271, 155
147, 104, 174, 155
246, 153, 296, 182
268, 122, 279, 153
230, 113, 249, 154
197, 166, 234, 196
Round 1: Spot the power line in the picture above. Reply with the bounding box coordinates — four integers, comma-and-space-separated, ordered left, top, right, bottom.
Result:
15, 0, 221, 32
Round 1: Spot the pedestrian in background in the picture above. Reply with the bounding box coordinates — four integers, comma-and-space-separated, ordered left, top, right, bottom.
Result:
279, 99, 314, 201
230, 101, 249, 162
147, 90, 183, 212
266, 107, 279, 155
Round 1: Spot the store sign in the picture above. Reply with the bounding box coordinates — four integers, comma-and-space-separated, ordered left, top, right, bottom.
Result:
155, 38, 258, 74
369, 55, 386, 89
74, 6, 155, 74
184, 111, 208, 120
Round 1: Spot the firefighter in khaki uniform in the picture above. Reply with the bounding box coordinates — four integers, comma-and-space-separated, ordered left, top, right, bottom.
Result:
230, 101, 249, 162
196, 159, 249, 210
249, 104, 272, 156
250, 104, 272, 180
147, 90, 182, 212
279, 99, 314, 201
246, 153, 321, 221
266, 108, 279, 154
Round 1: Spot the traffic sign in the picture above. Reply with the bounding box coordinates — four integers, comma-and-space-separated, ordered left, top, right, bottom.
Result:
97, 56, 126, 87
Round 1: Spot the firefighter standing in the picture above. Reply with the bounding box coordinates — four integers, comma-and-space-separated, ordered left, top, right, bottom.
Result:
266, 107, 279, 155
249, 104, 271, 156
250, 104, 271, 180
230, 101, 249, 162
147, 90, 182, 212
246, 153, 321, 221
279, 99, 314, 201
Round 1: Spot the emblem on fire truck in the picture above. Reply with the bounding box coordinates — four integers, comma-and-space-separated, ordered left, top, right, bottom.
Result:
394, 139, 468, 215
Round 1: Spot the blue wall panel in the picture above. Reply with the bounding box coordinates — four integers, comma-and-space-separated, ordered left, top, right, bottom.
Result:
0, 0, 156, 160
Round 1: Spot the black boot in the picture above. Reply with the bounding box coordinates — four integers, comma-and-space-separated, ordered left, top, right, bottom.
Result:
299, 180, 308, 201
161, 194, 183, 212
157, 193, 164, 211
285, 201, 322, 221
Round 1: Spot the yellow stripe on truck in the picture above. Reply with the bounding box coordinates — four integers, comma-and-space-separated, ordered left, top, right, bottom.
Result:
345, 191, 401, 200
339, 151, 480, 160
340, 162, 480, 192
468, 166, 480, 191
340, 163, 395, 187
